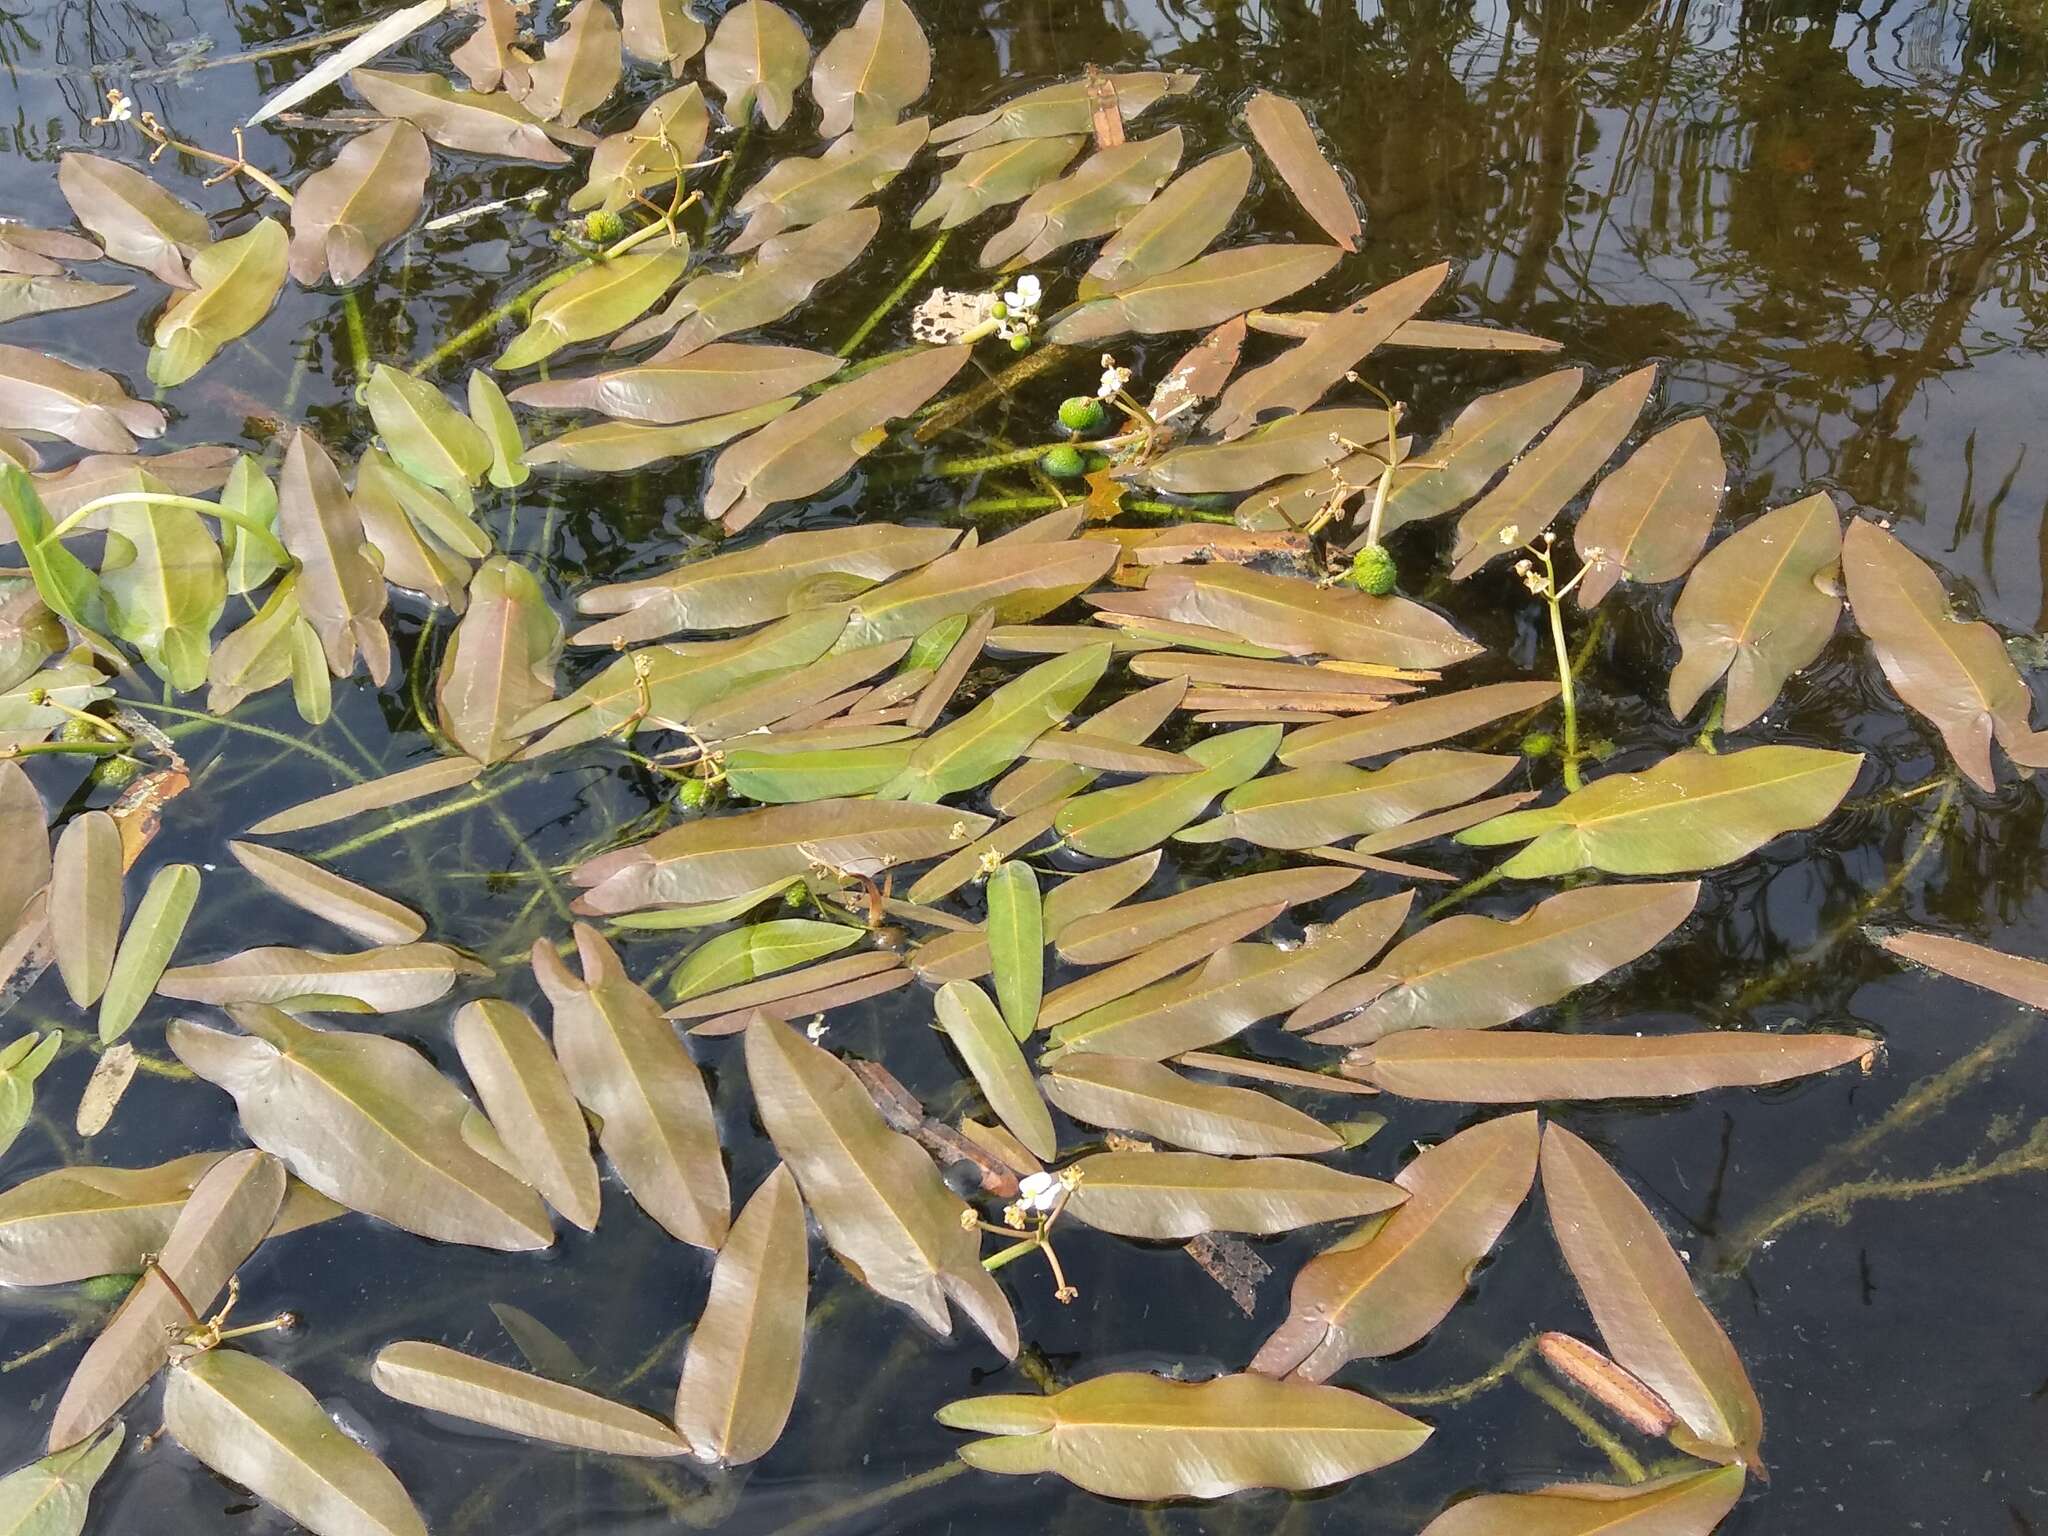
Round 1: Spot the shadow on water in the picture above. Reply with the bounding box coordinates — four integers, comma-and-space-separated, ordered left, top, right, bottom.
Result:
3, 0, 2048, 1530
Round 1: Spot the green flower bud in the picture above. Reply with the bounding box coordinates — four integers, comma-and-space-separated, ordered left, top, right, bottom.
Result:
1058, 396, 1107, 433
1041, 444, 1086, 479
89, 755, 140, 789
582, 209, 628, 245
1348, 543, 1399, 597
1520, 730, 1556, 759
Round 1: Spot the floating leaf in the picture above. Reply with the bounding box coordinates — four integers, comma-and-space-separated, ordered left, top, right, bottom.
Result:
674, 1164, 807, 1465
704, 0, 810, 129
0, 343, 164, 454
159, 942, 485, 1012
97, 865, 198, 1043
1055, 724, 1280, 858
453, 999, 601, 1231
58, 153, 210, 288
511, 341, 840, 425
277, 429, 390, 684
52, 811, 121, 1008
496, 245, 691, 371
354, 457, 473, 611
0, 275, 132, 326
165, 1349, 427, 1536
1668, 492, 1842, 729
168, 1010, 551, 1251
1449, 365, 1656, 577
812, 0, 929, 137
1062, 1151, 1403, 1239
704, 344, 970, 531
1180, 749, 1518, 850
936, 981, 1054, 1160
0, 1421, 123, 1536
730, 118, 927, 253
0, 1033, 61, 1166
571, 84, 710, 214
1054, 864, 1352, 968
1417, 1466, 1745, 1536
932, 72, 1196, 156
881, 644, 1109, 802
537, 923, 726, 1247
670, 919, 861, 1001
623, 0, 706, 70
624, 208, 878, 357
1878, 929, 2048, 1009
745, 1017, 1017, 1354
350, 69, 583, 164
1080, 149, 1252, 297
467, 371, 529, 489
984, 862, 1043, 1041
1252, 1112, 1539, 1380
524, 0, 623, 125
373, 1342, 685, 1456
1243, 91, 1360, 251
980, 130, 1184, 269
1280, 681, 1559, 765
1049, 244, 1340, 345
1457, 746, 1861, 879
939, 1372, 1427, 1499
288, 123, 429, 287
219, 454, 283, 595
228, 842, 422, 947
437, 558, 561, 764
1295, 881, 1699, 1042
990, 676, 1187, 816
245, 758, 482, 836
1044, 1055, 1339, 1155
1541, 1124, 1764, 1470
1353, 1027, 1873, 1101
912, 136, 1084, 230
99, 486, 226, 691
1573, 416, 1725, 607
1040, 904, 1287, 1027
526, 398, 797, 472
838, 533, 1117, 650
450, 0, 532, 94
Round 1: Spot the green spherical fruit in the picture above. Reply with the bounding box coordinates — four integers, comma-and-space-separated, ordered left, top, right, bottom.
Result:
89, 755, 140, 789
677, 777, 711, 810
1058, 396, 1107, 433
782, 881, 809, 907
989, 299, 1009, 320
1348, 543, 1399, 597
582, 209, 628, 244
1520, 730, 1556, 759
58, 717, 97, 745
1041, 444, 1086, 479
1009, 332, 1031, 352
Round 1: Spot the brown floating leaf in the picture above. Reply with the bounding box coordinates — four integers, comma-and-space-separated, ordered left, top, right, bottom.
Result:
524, 0, 624, 125
627, 208, 879, 357
511, 341, 841, 425
1536, 1331, 1676, 1435
277, 429, 390, 685
938, 1372, 1429, 1499
1280, 681, 1558, 765
1878, 929, 2048, 1009
1294, 881, 1700, 1042
745, 1017, 1018, 1355
373, 1342, 685, 1456
1351, 1027, 1875, 1101
48, 1149, 285, 1451
979, 130, 1184, 269
452, 0, 532, 92
525, 399, 797, 472
437, 558, 561, 764
58, 152, 211, 288
52, 810, 121, 1008
1242, 91, 1360, 251
159, 225, 291, 386
811, 0, 929, 136
932, 72, 1195, 156
1179, 749, 1518, 851
226, 841, 423, 947
245, 758, 483, 836
1172, 1050, 1379, 1097
1039, 903, 1286, 1027
537, 924, 727, 1249
0, 223, 101, 273
1541, 1123, 1765, 1471
623, 0, 705, 70
0, 343, 165, 454
674, 1164, 808, 1464
912, 136, 1086, 231
1668, 491, 1843, 729
349, 69, 584, 164
453, 999, 601, 1231
988, 677, 1188, 817
1417, 1465, 1744, 1536
704, 344, 969, 532
1842, 517, 2048, 790
729, 118, 928, 253
0, 1153, 215, 1285
1044, 1054, 1339, 1155
572, 84, 710, 213
704, 0, 810, 129
1080, 149, 1252, 297
1573, 416, 1725, 607
1251, 1112, 1539, 1380
1062, 1150, 1404, 1239
288, 122, 430, 287
1048, 244, 1340, 346
1056, 864, 1357, 964
158, 943, 484, 1012
0, 274, 132, 325
1449, 365, 1656, 578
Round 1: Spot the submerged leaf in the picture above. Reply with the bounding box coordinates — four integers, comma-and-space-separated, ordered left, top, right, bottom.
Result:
624, 208, 878, 357
1179, 749, 1518, 850
911, 136, 1084, 231
511, 341, 840, 425
623, 0, 706, 70
571, 84, 710, 214
730, 119, 927, 253
0, 343, 164, 454
158, 942, 484, 1012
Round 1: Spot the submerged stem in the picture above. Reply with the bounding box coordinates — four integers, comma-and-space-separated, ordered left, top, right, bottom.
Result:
840, 228, 951, 357
1377, 1335, 1538, 1406
772, 1461, 966, 1536
1514, 1366, 1647, 1483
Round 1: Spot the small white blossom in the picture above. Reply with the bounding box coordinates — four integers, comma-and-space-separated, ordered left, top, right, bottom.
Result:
1015, 1171, 1062, 1213
1097, 355, 1132, 401
1003, 274, 1042, 314
804, 1015, 828, 1041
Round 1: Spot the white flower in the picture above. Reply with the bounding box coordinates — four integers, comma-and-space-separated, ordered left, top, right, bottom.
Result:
1097, 356, 1132, 401
1016, 1171, 1062, 1213
1003, 274, 1042, 313
98, 89, 134, 124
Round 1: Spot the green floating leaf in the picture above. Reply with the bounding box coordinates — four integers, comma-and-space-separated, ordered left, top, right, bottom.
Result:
99, 481, 226, 691
669, 919, 861, 1002
979, 130, 1183, 269
466, 370, 529, 489
1416, 1466, 1744, 1536
572, 83, 709, 213
496, 246, 691, 371
1179, 749, 1518, 851
726, 740, 916, 803
1050, 243, 1338, 346
0, 1031, 61, 1163
983, 862, 1043, 1041
621, 208, 878, 357
288, 121, 430, 288
911, 136, 1084, 231
1061, 1151, 1406, 1240
97, 863, 200, 1043
148, 217, 287, 387
932, 71, 1195, 155
1043, 1054, 1340, 1156
1080, 148, 1251, 298
882, 644, 1110, 802
0, 1421, 123, 1536
935, 980, 1053, 1161
1369, 368, 1583, 537
1279, 681, 1560, 766
1054, 725, 1281, 859
51, 811, 121, 1008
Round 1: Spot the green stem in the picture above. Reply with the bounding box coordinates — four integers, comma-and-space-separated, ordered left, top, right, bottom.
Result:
773, 1461, 966, 1536
45, 493, 289, 569
839, 229, 951, 357
708, 123, 752, 219
1546, 586, 1583, 791
117, 699, 364, 783
1422, 861, 1508, 920
1376, 1335, 1537, 1407
1514, 1367, 1646, 1482
341, 291, 372, 381
0, 739, 126, 760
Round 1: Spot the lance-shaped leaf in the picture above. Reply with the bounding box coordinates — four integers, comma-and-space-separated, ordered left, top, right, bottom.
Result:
1573, 415, 1724, 607
1352, 1027, 1874, 1102
674, 1164, 807, 1465
526, 399, 796, 472
219, 453, 282, 595
1457, 746, 1861, 879
725, 741, 915, 802
1541, 1124, 1764, 1470
0, 224, 101, 275
984, 862, 1043, 1041
1668, 492, 1842, 728
625, 208, 878, 357
536, 924, 726, 1247
1252, 1112, 1540, 1380
0, 1033, 60, 1162
227, 842, 421, 947
277, 430, 389, 684
1281, 681, 1558, 765
0, 344, 163, 454
1243, 91, 1360, 251
246, 758, 483, 836
524, 0, 623, 125
837, 534, 1117, 650
704, 0, 809, 129
450, 0, 531, 93
1371, 367, 1584, 536
812, 0, 928, 136
1080, 149, 1252, 297
467, 370, 528, 489
373, 1342, 685, 1455
0, 1421, 123, 1536
1181, 749, 1518, 850
1878, 929, 2048, 1009
933, 71, 1195, 155
349, 69, 587, 164
936, 980, 1053, 1159
1208, 264, 1447, 439
512, 340, 840, 425
437, 558, 560, 764
159, 942, 484, 1012
353, 462, 472, 611
745, 1017, 1018, 1355
453, 999, 599, 1230
0, 275, 132, 327
51, 811, 121, 1007
99, 486, 226, 691
912, 135, 1084, 230
939, 1372, 1426, 1499
624, 0, 705, 70
980, 130, 1183, 269
244, 0, 451, 127
98, 863, 199, 1043
669, 919, 861, 1001
572, 84, 710, 213
1, 760, 50, 938
1843, 517, 2048, 790
57, 153, 210, 288
730, 118, 927, 253
1450, 365, 1657, 577
574, 521, 952, 645
365, 365, 493, 495
288, 122, 429, 286
704, 344, 970, 532
881, 644, 1110, 802
165, 1349, 427, 1536
1417, 1465, 1745, 1536
497, 245, 690, 371
47, 1149, 285, 1451
1049, 243, 1340, 345
169, 1008, 551, 1251
1055, 724, 1281, 859
1295, 881, 1700, 1043
1040, 904, 1287, 1026
1049, 891, 1412, 1059
148, 218, 286, 387
1044, 1055, 1340, 1156
990, 676, 1187, 816
1063, 1151, 1403, 1239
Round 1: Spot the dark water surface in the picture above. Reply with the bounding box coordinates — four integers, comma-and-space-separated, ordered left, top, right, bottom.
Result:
4, 0, 2048, 1531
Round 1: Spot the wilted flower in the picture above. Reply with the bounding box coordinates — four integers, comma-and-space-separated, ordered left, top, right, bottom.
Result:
1097, 355, 1132, 401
